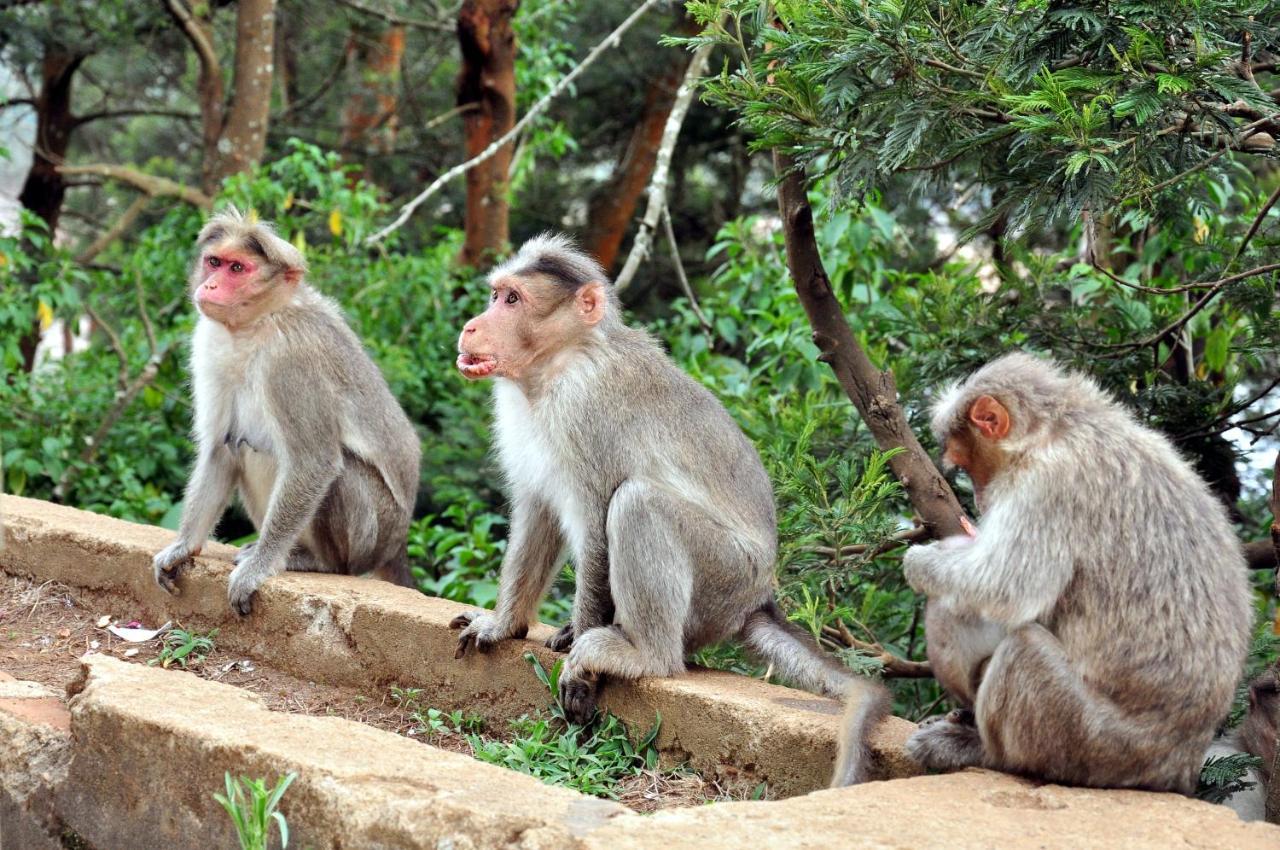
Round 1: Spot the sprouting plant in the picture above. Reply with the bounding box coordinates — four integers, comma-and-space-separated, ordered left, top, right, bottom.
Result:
390, 686, 484, 739
213, 771, 296, 850
150, 627, 218, 668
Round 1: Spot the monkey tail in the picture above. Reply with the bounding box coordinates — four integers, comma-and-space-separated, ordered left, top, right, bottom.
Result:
740, 600, 891, 786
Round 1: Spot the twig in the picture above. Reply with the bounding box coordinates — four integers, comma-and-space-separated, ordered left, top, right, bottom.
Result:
1092, 260, 1280, 296
56, 163, 212, 208
661, 205, 712, 335
76, 196, 150, 265
366, 0, 666, 245
1232, 181, 1280, 265
806, 525, 931, 559
613, 38, 716, 291
83, 304, 129, 390
335, 0, 452, 30
822, 622, 933, 678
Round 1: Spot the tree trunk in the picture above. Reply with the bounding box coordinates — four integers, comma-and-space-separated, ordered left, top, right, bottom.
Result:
772, 152, 968, 539
16, 47, 84, 372
341, 24, 405, 164
203, 0, 277, 193
584, 11, 698, 271
455, 0, 518, 268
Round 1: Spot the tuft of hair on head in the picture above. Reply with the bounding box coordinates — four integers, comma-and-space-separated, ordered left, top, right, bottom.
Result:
197, 206, 308, 276
928, 351, 1105, 444
490, 232, 610, 293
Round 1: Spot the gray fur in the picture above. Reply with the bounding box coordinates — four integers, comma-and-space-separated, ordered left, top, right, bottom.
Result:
451, 235, 888, 783
153, 210, 421, 614
902, 352, 1252, 793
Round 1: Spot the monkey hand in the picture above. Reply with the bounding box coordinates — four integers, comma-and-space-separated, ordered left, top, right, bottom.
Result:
227, 555, 278, 616
902, 543, 943, 596
557, 665, 602, 725
546, 623, 575, 653
449, 611, 527, 659
153, 540, 198, 594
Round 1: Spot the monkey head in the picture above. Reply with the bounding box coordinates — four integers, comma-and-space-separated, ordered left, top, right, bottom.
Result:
191, 208, 307, 330
457, 234, 615, 383
1241, 670, 1280, 782
929, 353, 1081, 510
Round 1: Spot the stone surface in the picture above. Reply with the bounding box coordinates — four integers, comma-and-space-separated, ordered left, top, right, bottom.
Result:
0, 677, 72, 850
584, 771, 1280, 850
58, 655, 630, 850
0, 493, 916, 795
15, 656, 1279, 850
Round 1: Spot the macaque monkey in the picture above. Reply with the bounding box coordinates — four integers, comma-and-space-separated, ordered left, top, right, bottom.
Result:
1207, 671, 1280, 820
897, 353, 1252, 793
152, 209, 420, 614
450, 234, 888, 783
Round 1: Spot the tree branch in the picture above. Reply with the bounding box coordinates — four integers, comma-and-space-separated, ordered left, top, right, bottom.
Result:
613, 37, 714, 291
76, 196, 150, 265
821, 622, 933, 678
366, 0, 666, 245
73, 108, 201, 127
336, 0, 452, 31
56, 163, 212, 208
772, 153, 968, 539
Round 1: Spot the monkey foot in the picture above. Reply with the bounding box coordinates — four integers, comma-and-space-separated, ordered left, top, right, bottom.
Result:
906, 711, 985, 771
546, 624, 575, 653
559, 672, 602, 725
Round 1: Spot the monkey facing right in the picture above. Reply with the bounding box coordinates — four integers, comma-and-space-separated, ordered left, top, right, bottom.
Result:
893, 352, 1253, 794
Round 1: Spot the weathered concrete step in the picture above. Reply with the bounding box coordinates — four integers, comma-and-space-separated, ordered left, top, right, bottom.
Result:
3, 658, 1274, 850
0, 494, 916, 795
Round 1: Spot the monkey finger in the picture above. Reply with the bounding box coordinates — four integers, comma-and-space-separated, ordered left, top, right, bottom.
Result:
559, 674, 602, 725
454, 632, 475, 659
545, 624, 574, 653
449, 612, 477, 630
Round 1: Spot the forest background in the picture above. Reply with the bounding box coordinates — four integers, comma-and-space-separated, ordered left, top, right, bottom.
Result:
1, 0, 1278, 731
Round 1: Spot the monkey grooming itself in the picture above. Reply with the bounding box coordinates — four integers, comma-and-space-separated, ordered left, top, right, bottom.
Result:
898, 353, 1252, 793
451, 233, 889, 784
152, 209, 421, 615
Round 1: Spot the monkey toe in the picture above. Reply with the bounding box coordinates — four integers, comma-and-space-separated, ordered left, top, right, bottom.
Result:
449, 612, 478, 630
559, 673, 601, 725
546, 624, 575, 653
905, 717, 984, 771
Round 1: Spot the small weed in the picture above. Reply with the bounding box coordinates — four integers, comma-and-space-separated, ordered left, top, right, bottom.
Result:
390, 686, 485, 739
467, 652, 663, 798
214, 771, 296, 850
149, 627, 218, 668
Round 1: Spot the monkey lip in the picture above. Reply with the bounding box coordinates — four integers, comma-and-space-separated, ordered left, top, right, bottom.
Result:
457, 352, 498, 379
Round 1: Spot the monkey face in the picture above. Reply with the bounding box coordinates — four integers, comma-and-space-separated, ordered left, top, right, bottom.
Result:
457, 274, 606, 382
192, 241, 296, 328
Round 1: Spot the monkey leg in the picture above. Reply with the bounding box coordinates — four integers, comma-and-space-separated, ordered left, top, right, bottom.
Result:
558, 481, 692, 724
308, 452, 409, 579
905, 708, 985, 772
976, 624, 1200, 793
924, 599, 1005, 708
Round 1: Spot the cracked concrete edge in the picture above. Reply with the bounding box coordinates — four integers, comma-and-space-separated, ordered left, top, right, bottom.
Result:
0, 494, 918, 796
7, 658, 1276, 850
0, 678, 72, 850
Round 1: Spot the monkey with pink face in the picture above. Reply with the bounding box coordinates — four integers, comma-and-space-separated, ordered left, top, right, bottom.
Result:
451, 233, 890, 784
153, 209, 420, 614
896, 353, 1252, 793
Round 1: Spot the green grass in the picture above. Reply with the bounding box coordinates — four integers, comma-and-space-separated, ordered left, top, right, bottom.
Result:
149, 626, 218, 669
213, 771, 296, 850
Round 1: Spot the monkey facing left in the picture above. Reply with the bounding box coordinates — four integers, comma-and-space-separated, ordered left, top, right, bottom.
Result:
152, 208, 421, 615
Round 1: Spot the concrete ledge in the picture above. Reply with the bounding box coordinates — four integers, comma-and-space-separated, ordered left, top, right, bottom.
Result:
0, 677, 72, 850
0, 495, 916, 796
8, 658, 1276, 850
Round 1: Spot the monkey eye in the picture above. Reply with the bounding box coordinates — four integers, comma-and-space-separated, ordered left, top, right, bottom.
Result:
490, 290, 499, 302
207, 256, 221, 268
229, 261, 244, 273
505, 291, 519, 305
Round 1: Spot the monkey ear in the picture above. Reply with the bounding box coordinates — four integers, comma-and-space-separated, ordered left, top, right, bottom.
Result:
282, 266, 304, 285
969, 395, 1011, 440
577, 282, 607, 326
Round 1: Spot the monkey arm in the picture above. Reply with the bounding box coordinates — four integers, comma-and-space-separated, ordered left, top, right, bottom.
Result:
174, 445, 237, 548
491, 496, 566, 633
903, 502, 1073, 627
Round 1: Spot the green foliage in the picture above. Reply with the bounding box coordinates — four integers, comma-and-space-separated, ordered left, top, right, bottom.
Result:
213, 771, 296, 850
150, 627, 218, 669
1196, 753, 1262, 805
391, 687, 486, 739
466, 653, 664, 798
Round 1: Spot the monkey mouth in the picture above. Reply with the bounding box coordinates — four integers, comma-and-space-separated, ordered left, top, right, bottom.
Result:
457, 352, 498, 379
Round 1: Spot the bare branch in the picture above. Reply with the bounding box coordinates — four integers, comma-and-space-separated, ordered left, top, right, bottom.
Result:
821, 622, 933, 679
336, 0, 452, 31
613, 38, 716, 291
1233, 180, 1280, 264
76, 196, 150, 265
661, 204, 712, 335
73, 108, 201, 127
367, 0, 666, 245
56, 163, 212, 208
